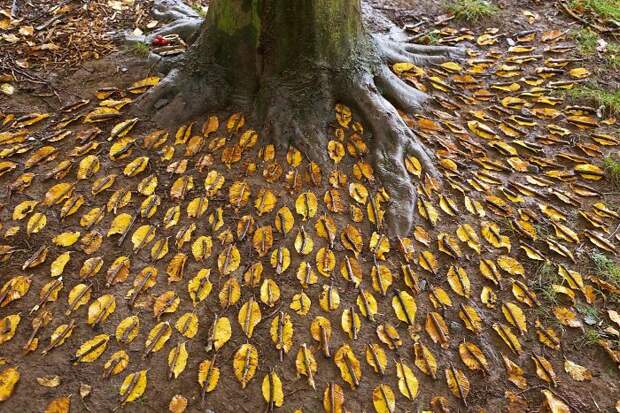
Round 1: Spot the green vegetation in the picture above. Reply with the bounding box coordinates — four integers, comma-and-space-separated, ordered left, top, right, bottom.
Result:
534, 261, 559, 305
578, 328, 603, 347
592, 252, 620, 285
576, 303, 599, 321
445, 0, 499, 22
572, 27, 620, 67
573, 27, 599, 55
129, 41, 150, 58
607, 42, 620, 67
567, 84, 620, 113
571, 0, 620, 21
603, 155, 620, 188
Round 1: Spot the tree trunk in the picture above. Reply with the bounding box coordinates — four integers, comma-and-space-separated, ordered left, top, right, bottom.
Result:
136, 0, 462, 236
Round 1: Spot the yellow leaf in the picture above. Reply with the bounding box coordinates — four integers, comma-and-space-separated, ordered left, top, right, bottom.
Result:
458, 342, 489, 374
87, 294, 116, 326
445, 367, 469, 405
295, 192, 318, 220
311, 316, 332, 357
295, 344, 317, 389
53, 232, 80, 247
396, 360, 418, 400
260, 279, 281, 307
261, 371, 284, 407
238, 297, 261, 338
391, 290, 416, 325
217, 244, 240, 275
497, 255, 524, 277
45, 395, 71, 413
564, 359, 592, 382
372, 384, 395, 413
50, 252, 71, 277
26, 212, 47, 235
108, 213, 132, 237
116, 316, 140, 344
323, 383, 344, 413
413, 342, 437, 379
334, 344, 362, 389
128, 76, 160, 93
188, 269, 212, 306
233, 344, 258, 389
229, 180, 251, 208
153, 290, 180, 319
290, 292, 311, 316
119, 370, 147, 405
255, 188, 277, 216
0, 314, 20, 344
219, 278, 241, 308
167, 342, 188, 379
541, 389, 570, 413
73, 334, 109, 363
198, 358, 220, 393
144, 322, 172, 355
175, 312, 198, 338
252, 226, 273, 257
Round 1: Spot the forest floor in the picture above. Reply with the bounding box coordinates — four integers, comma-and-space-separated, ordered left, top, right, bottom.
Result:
0, 0, 620, 412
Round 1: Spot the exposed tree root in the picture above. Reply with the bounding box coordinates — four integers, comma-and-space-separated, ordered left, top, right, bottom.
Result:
130, 2, 464, 237
342, 71, 440, 237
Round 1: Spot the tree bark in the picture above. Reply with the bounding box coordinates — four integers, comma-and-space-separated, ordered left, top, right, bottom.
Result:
135, 0, 462, 236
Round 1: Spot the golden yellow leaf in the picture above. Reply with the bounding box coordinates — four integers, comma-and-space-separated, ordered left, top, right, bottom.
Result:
144, 322, 172, 356
541, 389, 570, 413
296, 344, 317, 389
45, 395, 70, 413
396, 360, 418, 400
260, 278, 281, 307
290, 292, 311, 316
413, 340, 438, 379
323, 382, 344, 413
119, 370, 147, 405
502, 354, 527, 389
295, 191, 318, 220
445, 367, 469, 405
73, 334, 109, 363
0, 314, 20, 344
334, 344, 362, 389
168, 342, 188, 379
238, 297, 261, 338
198, 358, 220, 393
233, 344, 258, 389
262, 371, 284, 407
391, 290, 416, 325
116, 316, 140, 344
87, 294, 116, 326
372, 384, 395, 413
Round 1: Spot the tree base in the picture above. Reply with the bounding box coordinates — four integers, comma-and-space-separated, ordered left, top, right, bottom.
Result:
129, 0, 463, 238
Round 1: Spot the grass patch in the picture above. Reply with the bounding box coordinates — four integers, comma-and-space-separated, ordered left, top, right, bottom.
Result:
603, 155, 620, 188
592, 252, 620, 286
567, 84, 620, 113
445, 0, 499, 22
129, 41, 150, 58
573, 27, 599, 55
534, 261, 560, 304
578, 327, 603, 348
607, 42, 620, 67
571, 0, 620, 21
571, 27, 620, 66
